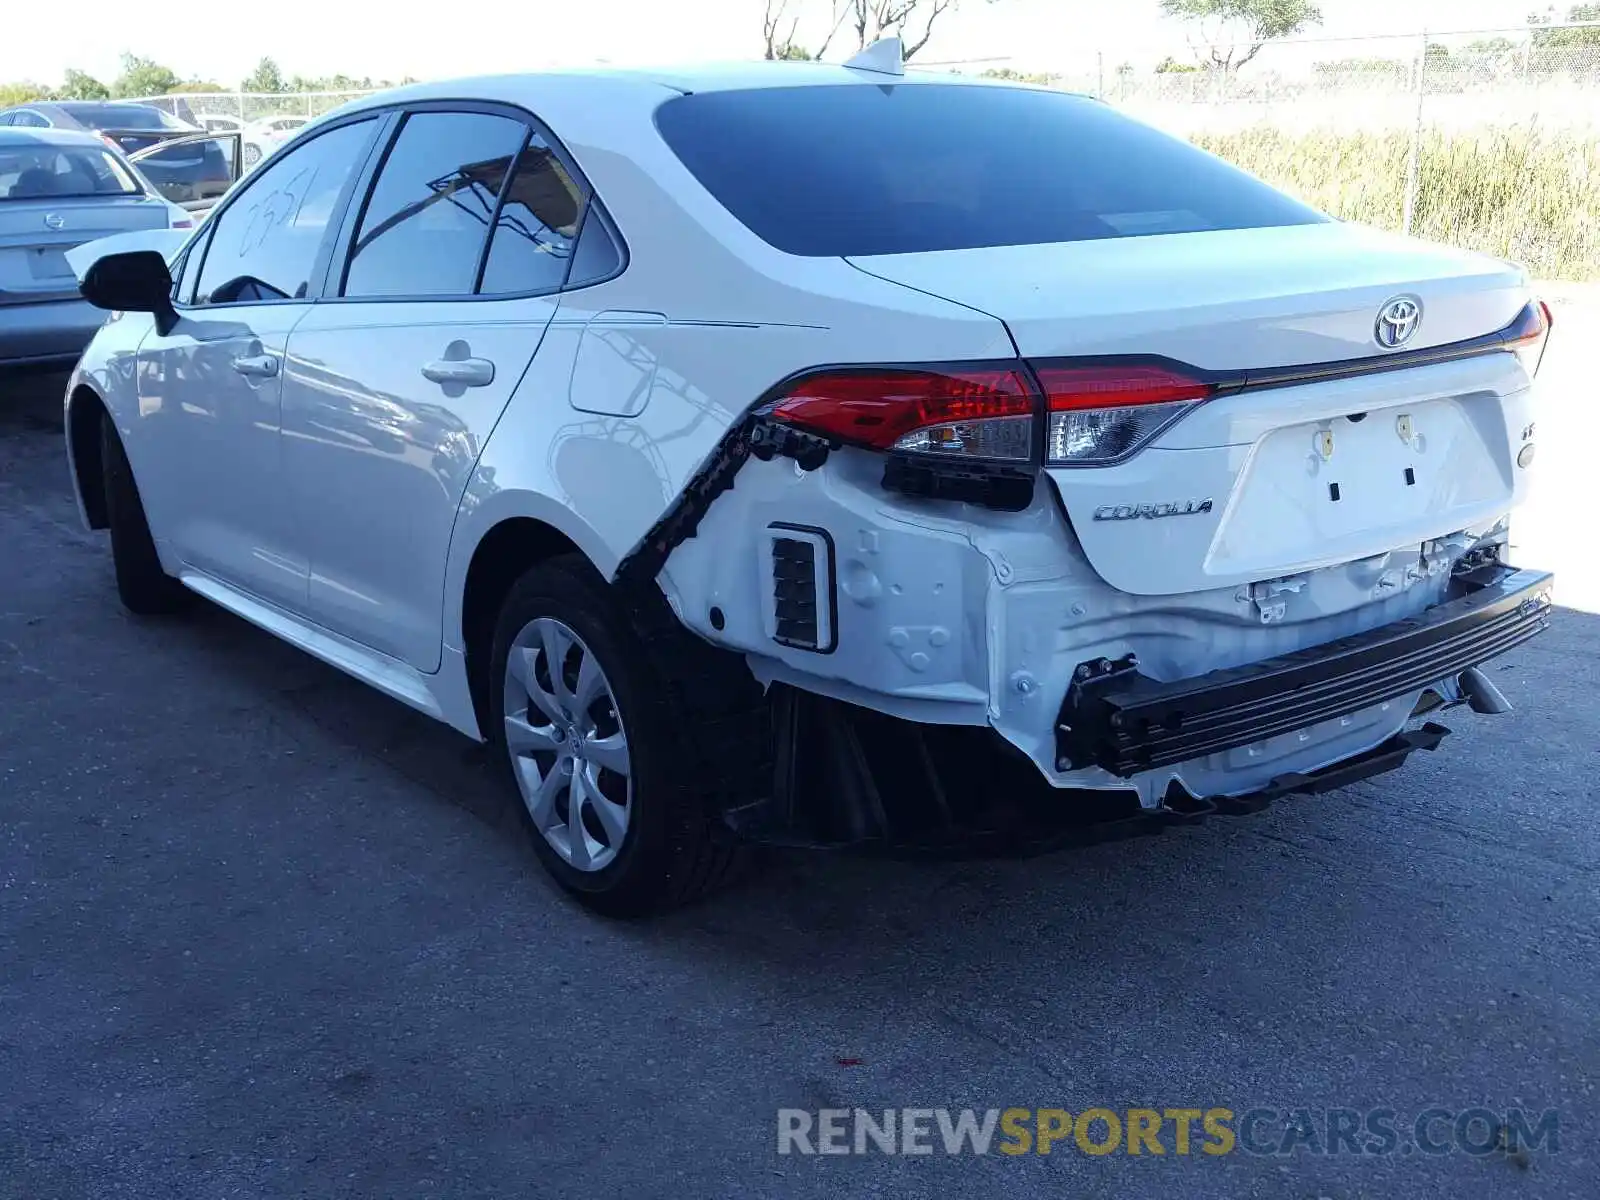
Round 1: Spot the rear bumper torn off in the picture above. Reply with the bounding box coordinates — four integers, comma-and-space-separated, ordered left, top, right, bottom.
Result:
1057, 565, 1554, 778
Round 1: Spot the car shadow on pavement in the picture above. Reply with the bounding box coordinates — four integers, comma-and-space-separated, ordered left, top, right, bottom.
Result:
205, 578, 1600, 972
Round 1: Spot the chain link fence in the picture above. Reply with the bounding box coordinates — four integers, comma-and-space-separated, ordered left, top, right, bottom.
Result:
138, 90, 374, 126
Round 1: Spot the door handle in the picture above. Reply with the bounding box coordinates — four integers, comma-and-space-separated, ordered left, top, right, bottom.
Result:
421, 357, 495, 388
232, 353, 279, 378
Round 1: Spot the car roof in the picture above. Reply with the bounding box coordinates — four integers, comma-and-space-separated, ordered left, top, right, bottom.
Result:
53, 100, 154, 111
332, 59, 1002, 118
0, 126, 110, 148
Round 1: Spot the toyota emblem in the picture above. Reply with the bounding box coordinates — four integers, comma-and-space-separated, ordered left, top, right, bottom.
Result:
1375, 296, 1422, 349
43, 212, 65, 231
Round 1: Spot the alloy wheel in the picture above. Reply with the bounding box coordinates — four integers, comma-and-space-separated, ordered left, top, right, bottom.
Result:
502, 617, 632, 872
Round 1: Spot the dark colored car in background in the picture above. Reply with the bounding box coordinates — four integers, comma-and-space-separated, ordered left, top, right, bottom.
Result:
0, 101, 236, 207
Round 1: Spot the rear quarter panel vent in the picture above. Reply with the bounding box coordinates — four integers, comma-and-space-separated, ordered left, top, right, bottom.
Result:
765, 523, 837, 653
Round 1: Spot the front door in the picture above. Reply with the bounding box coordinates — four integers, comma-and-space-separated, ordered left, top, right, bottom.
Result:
281, 110, 582, 670
134, 116, 381, 610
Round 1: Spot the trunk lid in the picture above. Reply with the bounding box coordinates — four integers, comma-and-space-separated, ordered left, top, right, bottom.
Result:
847, 222, 1527, 367
0, 195, 169, 305
848, 223, 1535, 597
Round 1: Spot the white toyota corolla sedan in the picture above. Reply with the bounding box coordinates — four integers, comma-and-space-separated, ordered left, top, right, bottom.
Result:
63, 41, 1554, 913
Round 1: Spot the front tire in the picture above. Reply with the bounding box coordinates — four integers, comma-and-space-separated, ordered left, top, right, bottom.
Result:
489, 556, 750, 916
101, 416, 188, 616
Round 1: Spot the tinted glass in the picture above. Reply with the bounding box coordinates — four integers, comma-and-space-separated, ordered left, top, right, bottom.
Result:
565, 205, 622, 289
0, 144, 140, 199
13, 112, 49, 129
343, 111, 526, 299
195, 118, 374, 305
134, 135, 236, 204
655, 85, 1326, 257
63, 103, 189, 131
477, 134, 583, 295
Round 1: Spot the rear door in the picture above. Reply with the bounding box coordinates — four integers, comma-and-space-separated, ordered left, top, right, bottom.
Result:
281, 106, 579, 670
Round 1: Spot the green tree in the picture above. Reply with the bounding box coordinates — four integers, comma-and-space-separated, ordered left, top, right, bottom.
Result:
111, 54, 181, 98
980, 66, 1061, 84
174, 81, 225, 93
0, 81, 50, 105
58, 69, 109, 100
1527, 5, 1600, 71
1155, 55, 1200, 73
241, 57, 289, 93
1464, 36, 1518, 55
1311, 56, 1408, 83
1159, 0, 1323, 72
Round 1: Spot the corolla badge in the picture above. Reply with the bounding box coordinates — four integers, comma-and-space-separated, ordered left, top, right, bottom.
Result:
43, 213, 66, 230
1093, 499, 1214, 521
1375, 296, 1422, 349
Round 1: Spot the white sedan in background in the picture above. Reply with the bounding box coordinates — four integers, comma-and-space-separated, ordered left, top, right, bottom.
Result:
241, 114, 308, 169
62, 41, 1554, 915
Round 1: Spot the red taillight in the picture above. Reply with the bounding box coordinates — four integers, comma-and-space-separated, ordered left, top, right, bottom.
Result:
765, 361, 1213, 469
1034, 364, 1213, 411
768, 367, 1037, 460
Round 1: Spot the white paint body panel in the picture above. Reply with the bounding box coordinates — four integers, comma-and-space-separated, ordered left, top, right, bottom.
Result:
280, 296, 558, 671
62, 63, 1549, 802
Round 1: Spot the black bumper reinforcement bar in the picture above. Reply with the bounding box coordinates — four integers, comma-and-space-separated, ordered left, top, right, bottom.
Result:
1058, 566, 1554, 777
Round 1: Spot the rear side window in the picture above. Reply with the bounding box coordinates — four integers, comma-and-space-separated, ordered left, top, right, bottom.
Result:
654, 85, 1326, 257
342, 111, 527, 299
477, 134, 584, 295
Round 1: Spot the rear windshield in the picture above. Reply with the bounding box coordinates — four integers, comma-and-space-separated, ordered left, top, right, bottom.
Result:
0, 145, 140, 200
64, 103, 189, 131
654, 84, 1326, 257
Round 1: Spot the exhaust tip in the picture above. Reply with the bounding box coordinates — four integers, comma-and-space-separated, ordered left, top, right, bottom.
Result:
1458, 666, 1514, 715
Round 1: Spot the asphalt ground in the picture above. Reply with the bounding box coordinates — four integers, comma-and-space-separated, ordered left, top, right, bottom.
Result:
2, 295, 1597, 1199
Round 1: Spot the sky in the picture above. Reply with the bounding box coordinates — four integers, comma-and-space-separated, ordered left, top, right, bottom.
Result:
0, 0, 1564, 91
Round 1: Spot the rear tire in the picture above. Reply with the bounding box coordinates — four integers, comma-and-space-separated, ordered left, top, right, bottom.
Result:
101, 416, 188, 616
489, 555, 759, 916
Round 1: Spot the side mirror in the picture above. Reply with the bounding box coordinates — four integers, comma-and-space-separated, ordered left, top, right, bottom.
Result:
80, 249, 178, 334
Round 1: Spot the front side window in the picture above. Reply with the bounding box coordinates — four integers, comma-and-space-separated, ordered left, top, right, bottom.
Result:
13, 112, 49, 129
194, 117, 376, 306
342, 111, 528, 299
477, 134, 584, 295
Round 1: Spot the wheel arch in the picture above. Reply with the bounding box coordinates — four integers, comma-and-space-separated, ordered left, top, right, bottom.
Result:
65, 383, 110, 530
452, 497, 624, 739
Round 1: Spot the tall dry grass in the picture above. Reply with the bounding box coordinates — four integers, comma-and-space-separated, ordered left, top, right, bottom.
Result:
1193, 125, 1600, 280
